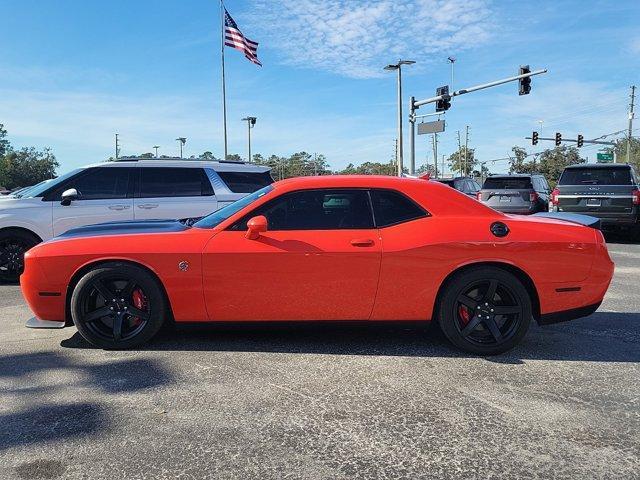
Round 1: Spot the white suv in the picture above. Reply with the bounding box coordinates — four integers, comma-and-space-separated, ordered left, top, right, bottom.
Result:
0, 158, 272, 281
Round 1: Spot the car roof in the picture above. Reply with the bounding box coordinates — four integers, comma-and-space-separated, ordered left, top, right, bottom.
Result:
564, 163, 630, 169
83, 159, 270, 172
487, 174, 536, 178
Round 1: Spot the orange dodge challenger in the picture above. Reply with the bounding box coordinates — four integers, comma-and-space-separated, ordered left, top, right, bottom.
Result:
21, 175, 614, 355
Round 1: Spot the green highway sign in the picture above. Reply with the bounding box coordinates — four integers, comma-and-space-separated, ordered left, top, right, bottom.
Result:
597, 152, 614, 162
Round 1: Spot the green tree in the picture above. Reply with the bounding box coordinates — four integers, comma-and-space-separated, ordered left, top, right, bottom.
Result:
337, 161, 396, 176
447, 146, 476, 175
605, 137, 640, 172
0, 147, 58, 189
0, 124, 10, 156
201, 151, 218, 160
139, 152, 154, 158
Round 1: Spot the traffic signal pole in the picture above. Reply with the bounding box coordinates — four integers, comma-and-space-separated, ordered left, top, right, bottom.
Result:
525, 136, 615, 147
409, 68, 547, 173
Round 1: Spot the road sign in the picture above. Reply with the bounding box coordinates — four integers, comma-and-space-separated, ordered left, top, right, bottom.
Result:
418, 120, 445, 135
597, 152, 614, 163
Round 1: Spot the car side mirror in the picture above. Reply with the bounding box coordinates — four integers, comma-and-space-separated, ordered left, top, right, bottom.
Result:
60, 188, 78, 206
245, 215, 268, 240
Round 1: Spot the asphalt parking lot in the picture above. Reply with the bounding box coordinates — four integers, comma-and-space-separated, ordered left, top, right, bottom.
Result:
1, 237, 639, 480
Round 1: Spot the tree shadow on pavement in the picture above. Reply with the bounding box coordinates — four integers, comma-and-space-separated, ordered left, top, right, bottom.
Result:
0, 351, 175, 452
60, 311, 640, 364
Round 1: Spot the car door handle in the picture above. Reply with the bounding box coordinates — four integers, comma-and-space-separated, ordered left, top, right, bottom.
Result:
350, 239, 375, 247
108, 204, 129, 211
138, 203, 159, 209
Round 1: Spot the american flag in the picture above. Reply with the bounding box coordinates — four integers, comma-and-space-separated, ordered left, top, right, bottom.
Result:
224, 8, 262, 66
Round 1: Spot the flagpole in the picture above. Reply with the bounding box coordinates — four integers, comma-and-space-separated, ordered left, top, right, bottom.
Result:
220, 0, 228, 160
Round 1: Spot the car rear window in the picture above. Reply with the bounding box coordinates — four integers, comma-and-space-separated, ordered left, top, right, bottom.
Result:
436, 179, 455, 187
559, 167, 633, 186
482, 177, 533, 190
218, 171, 274, 193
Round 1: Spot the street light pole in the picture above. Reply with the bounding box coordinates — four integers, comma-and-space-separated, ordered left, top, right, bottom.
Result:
241, 117, 257, 162
153, 145, 160, 158
176, 137, 186, 158
385, 60, 415, 176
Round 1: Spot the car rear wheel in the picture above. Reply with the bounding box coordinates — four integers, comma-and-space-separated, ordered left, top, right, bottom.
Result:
71, 263, 167, 349
0, 230, 40, 283
437, 267, 532, 355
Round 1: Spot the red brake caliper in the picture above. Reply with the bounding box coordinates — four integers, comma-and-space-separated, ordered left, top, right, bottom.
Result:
458, 305, 470, 326
130, 288, 147, 326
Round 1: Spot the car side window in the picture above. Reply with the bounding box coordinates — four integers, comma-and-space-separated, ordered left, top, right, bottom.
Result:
139, 168, 213, 198
49, 167, 131, 201
230, 189, 374, 231
370, 189, 428, 228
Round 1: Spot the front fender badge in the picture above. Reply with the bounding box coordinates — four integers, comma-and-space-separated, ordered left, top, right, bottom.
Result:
178, 261, 189, 271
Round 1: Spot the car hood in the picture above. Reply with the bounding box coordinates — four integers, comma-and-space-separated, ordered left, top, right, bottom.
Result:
57, 219, 190, 239
0, 197, 45, 211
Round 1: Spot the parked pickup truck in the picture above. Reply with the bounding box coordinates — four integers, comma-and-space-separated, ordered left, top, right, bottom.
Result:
551, 163, 640, 232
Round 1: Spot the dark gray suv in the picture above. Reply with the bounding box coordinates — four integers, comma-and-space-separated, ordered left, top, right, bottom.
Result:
551, 163, 640, 231
477, 174, 550, 214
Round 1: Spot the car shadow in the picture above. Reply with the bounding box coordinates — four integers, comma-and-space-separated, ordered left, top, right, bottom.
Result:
60, 311, 640, 364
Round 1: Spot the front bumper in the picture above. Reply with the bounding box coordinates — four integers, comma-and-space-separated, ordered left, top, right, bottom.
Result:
26, 317, 66, 329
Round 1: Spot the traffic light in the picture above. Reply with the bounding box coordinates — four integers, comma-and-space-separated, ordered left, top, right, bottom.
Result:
435, 85, 451, 112
518, 65, 531, 95
577, 134, 584, 147
532, 131, 539, 145
555, 132, 562, 146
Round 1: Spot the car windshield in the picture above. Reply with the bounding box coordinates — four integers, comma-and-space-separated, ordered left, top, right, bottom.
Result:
483, 177, 532, 189
15, 169, 83, 198
559, 167, 633, 186
193, 185, 274, 229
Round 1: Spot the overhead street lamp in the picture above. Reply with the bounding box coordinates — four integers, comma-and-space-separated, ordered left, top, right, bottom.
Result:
384, 59, 415, 176
241, 116, 257, 162
176, 137, 186, 158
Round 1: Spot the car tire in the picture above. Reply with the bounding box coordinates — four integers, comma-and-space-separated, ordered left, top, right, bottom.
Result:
437, 266, 532, 355
71, 262, 167, 349
0, 230, 40, 283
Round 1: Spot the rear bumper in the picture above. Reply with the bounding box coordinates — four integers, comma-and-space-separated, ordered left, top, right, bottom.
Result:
552, 206, 639, 226
538, 302, 601, 325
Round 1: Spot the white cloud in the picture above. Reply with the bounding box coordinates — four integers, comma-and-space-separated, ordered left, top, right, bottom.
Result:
248, 0, 494, 78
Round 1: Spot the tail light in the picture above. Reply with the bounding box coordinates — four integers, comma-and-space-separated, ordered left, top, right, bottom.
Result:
633, 188, 640, 205
529, 191, 539, 203
551, 188, 560, 206
476, 191, 482, 201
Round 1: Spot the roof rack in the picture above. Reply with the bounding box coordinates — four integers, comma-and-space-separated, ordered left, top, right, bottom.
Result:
113, 156, 246, 163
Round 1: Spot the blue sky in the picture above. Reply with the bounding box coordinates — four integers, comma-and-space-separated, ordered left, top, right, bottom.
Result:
0, 0, 638, 174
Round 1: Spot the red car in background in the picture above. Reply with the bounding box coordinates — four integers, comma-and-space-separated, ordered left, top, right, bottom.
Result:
21, 176, 614, 355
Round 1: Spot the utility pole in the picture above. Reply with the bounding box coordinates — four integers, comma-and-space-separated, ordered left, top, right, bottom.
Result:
115, 133, 120, 160
465, 125, 470, 176
432, 133, 438, 177
457, 130, 462, 176
628, 85, 636, 164
153, 145, 159, 158
241, 117, 257, 162
384, 60, 415, 176
442, 154, 446, 178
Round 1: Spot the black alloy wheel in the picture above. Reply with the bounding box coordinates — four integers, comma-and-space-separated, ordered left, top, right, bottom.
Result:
0, 231, 39, 283
438, 267, 532, 355
71, 263, 167, 349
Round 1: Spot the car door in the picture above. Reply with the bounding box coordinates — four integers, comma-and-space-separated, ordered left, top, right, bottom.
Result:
51, 167, 134, 236
134, 167, 218, 220
202, 188, 382, 321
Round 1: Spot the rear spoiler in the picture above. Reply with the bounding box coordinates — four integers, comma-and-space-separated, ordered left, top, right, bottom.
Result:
533, 212, 601, 230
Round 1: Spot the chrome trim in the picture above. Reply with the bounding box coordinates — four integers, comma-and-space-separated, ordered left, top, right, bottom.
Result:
26, 317, 66, 329
556, 195, 635, 199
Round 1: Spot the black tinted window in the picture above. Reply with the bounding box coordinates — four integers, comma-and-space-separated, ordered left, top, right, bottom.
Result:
231, 189, 374, 230
218, 171, 273, 193
370, 189, 427, 228
56, 167, 130, 200
140, 168, 212, 198
559, 167, 633, 186
483, 177, 533, 190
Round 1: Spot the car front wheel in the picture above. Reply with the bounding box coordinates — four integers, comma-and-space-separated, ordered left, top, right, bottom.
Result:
437, 267, 532, 355
70, 263, 167, 349
0, 230, 39, 283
